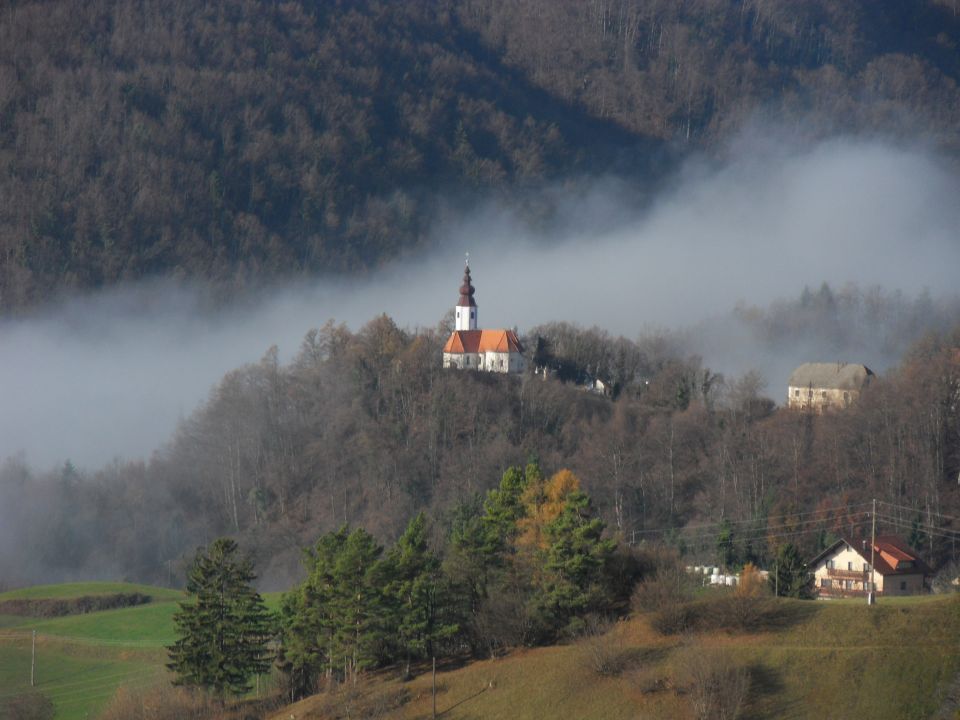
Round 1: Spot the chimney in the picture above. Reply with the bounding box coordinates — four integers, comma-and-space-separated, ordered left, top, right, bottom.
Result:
862, 539, 868, 553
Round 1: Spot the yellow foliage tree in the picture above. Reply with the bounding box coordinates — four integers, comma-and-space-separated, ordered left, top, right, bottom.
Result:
736, 562, 768, 598
516, 469, 581, 550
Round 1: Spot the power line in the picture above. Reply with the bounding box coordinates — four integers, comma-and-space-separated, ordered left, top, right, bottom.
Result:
627, 501, 873, 539
672, 519, 874, 547
873, 513, 960, 541
877, 500, 960, 526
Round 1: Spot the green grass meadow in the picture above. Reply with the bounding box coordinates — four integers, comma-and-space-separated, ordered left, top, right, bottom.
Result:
0, 583, 182, 719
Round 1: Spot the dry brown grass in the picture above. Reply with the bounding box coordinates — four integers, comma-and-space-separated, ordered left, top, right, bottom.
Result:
98, 684, 221, 720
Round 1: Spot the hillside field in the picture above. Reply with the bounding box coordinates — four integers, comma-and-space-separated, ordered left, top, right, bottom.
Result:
0, 582, 284, 719
273, 594, 960, 720
2, 582, 959, 719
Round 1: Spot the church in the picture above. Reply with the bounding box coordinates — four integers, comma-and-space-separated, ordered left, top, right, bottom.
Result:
442, 260, 526, 374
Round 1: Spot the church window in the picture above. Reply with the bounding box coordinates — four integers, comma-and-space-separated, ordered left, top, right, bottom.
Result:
794, 389, 799, 397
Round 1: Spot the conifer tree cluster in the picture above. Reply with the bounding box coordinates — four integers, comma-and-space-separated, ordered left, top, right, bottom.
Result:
276, 463, 629, 699
166, 538, 274, 698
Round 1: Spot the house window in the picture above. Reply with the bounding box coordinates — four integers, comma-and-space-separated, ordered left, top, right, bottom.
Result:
794, 389, 800, 397
847, 561, 853, 571
900, 581, 907, 591
827, 560, 835, 570
470, 310, 475, 319
864, 562, 871, 572
822, 578, 832, 588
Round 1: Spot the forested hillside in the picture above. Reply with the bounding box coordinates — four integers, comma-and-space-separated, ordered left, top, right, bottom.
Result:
2, 301, 958, 591
2, 0, 959, 311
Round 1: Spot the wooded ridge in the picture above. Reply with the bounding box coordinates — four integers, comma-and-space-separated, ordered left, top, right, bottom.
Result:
2, 0, 959, 311
2, 293, 957, 592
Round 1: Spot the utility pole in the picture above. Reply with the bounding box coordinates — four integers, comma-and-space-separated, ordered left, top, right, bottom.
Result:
774, 562, 778, 597
432, 656, 437, 720
868, 498, 877, 606
31, 630, 36, 687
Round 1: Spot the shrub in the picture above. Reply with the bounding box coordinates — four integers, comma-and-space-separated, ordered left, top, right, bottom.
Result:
649, 602, 697, 635
577, 616, 631, 676
0, 593, 151, 618
98, 685, 218, 720
631, 547, 698, 634
0, 693, 54, 720
630, 548, 696, 613
675, 644, 750, 720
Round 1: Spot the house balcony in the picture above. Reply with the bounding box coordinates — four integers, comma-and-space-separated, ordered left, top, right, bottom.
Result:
825, 568, 870, 581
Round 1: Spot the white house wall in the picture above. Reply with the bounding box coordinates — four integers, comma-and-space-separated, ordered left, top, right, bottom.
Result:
812, 543, 926, 596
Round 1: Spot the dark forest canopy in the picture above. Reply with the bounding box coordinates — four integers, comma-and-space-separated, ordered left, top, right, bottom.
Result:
1, 308, 958, 592
2, 0, 960, 311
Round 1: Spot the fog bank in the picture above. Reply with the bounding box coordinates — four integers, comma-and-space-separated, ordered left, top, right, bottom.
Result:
3, 135, 958, 469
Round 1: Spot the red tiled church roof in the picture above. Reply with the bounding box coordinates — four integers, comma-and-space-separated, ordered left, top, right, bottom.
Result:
443, 329, 524, 354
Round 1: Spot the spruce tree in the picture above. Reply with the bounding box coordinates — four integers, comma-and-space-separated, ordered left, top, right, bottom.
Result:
277, 527, 349, 697
384, 513, 459, 677
328, 527, 385, 680
166, 538, 274, 697
770, 543, 814, 598
537, 488, 616, 635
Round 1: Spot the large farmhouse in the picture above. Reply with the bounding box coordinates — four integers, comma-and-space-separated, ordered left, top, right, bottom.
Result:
787, 362, 873, 411
809, 536, 931, 599
442, 261, 525, 374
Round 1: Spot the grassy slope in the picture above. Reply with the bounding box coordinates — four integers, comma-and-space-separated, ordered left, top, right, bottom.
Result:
272, 595, 960, 720
0, 582, 183, 720
0, 583, 284, 720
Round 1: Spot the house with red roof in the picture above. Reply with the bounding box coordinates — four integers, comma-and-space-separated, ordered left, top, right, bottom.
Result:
809, 535, 932, 599
442, 261, 526, 374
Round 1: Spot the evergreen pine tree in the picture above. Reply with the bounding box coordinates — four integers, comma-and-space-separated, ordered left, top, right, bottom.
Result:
277, 527, 349, 698
384, 513, 459, 677
166, 538, 274, 698
328, 527, 386, 680
536, 487, 616, 635
770, 543, 814, 598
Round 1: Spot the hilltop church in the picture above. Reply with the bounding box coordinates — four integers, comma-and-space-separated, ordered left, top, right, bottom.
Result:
442, 260, 525, 374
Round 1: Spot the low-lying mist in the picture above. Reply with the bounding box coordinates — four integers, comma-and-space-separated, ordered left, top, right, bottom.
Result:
3, 133, 958, 470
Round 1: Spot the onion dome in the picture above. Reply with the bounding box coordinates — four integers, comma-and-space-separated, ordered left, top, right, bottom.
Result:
458, 263, 476, 307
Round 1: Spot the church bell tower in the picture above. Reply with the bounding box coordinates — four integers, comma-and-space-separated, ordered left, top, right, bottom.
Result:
455, 258, 477, 331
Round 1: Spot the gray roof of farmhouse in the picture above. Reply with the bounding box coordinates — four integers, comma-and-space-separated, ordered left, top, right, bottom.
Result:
788, 362, 874, 390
